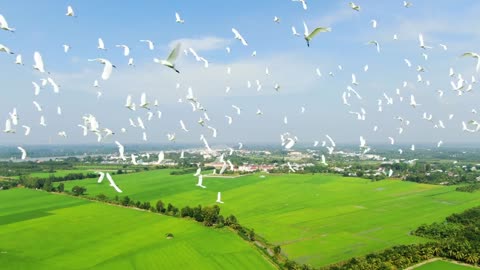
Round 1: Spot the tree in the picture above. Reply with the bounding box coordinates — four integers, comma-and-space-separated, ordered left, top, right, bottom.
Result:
43, 179, 53, 192
57, 183, 64, 193
156, 200, 165, 213
202, 205, 220, 226
121, 196, 131, 206
248, 229, 255, 241
71, 186, 86, 196
141, 201, 151, 210
225, 214, 238, 226
273, 245, 281, 256
180, 206, 193, 217
96, 193, 108, 201
167, 203, 174, 213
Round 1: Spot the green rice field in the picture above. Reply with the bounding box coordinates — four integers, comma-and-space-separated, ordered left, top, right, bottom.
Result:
62, 170, 480, 267
0, 188, 275, 270
414, 260, 479, 269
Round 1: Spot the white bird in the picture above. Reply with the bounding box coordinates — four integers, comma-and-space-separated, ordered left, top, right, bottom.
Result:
196, 175, 206, 188
32, 82, 40, 96
364, 65, 369, 72
58, 131, 67, 138
115, 44, 130, 56
175, 12, 185, 23
167, 133, 176, 141
128, 58, 135, 66
140, 92, 150, 110
351, 74, 358, 85
216, 192, 224, 204
15, 54, 23, 65
418, 33, 432, 49
66, 6, 76, 17
403, 1, 413, 8
57, 106, 62, 115
232, 28, 248, 46
156, 151, 165, 165
140, 39, 154, 50
411, 144, 415, 151
349, 2, 361, 11
131, 154, 138, 165
273, 16, 280, 23
287, 162, 296, 173
33, 101, 42, 112
137, 117, 145, 130
437, 141, 443, 148
180, 120, 189, 132
461, 52, 480, 72
284, 137, 296, 149
115, 141, 126, 161
97, 38, 106, 50
3, 119, 14, 133
291, 26, 300, 37
292, 0, 307, 10
154, 43, 181, 73
63, 44, 70, 53
232, 105, 241, 115
303, 21, 331, 47
33, 52, 45, 73
22, 125, 30, 136
47, 77, 60, 93
225, 115, 233, 125
439, 44, 448, 51
97, 172, 105, 183
388, 137, 395, 145
370, 19, 377, 28
39, 116, 46, 127
17, 147, 26, 160
367, 40, 380, 52
0, 15, 15, 32
321, 155, 328, 166
125, 95, 135, 110
88, 58, 115, 80
410, 94, 420, 108
106, 173, 122, 193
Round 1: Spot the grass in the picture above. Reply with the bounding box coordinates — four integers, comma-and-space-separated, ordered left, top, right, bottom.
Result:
62, 170, 480, 267
414, 260, 479, 269
0, 188, 276, 270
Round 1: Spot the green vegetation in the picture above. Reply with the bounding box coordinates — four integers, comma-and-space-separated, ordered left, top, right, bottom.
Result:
62, 170, 480, 267
456, 183, 480, 193
0, 188, 276, 270
414, 260, 479, 270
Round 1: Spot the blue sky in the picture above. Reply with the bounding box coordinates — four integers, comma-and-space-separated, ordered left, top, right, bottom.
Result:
1, 0, 480, 149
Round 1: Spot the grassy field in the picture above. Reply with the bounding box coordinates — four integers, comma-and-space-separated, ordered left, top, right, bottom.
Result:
62, 170, 480, 267
0, 188, 276, 270
414, 260, 479, 269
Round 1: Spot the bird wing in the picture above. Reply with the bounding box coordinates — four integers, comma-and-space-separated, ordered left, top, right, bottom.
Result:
302, 21, 309, 36
33, 52, 45, 72
307, 27, 331, 40
97, 172, 105, 183
167, 43, 181, 63
106, 173, 122, 193
17, 147, 26, 159
98, 38, 105, 48
0, 15, 9, 28
102, 60, 113, 80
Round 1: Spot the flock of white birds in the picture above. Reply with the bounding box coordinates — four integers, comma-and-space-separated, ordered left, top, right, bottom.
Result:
2, 1, 480, 203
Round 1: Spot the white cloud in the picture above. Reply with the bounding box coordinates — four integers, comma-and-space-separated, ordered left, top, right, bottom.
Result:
168, 36, 231, 52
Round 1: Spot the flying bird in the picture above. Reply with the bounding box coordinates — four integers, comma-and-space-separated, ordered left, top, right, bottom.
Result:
303, 21, 331, 47
154, 43, 181, 73
17, 147, 26, 160
88, 58, 115, 80
0, 14, 15, 32
232, 28, 248, 46
66, 6, 76, 17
